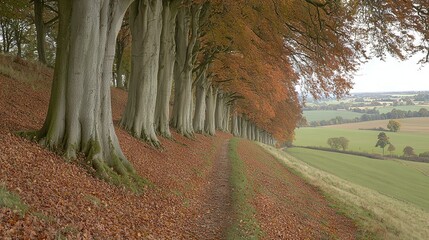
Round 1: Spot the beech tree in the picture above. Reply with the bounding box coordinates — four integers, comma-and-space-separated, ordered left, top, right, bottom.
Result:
121, 0, 163, 147
26, 0, 143, 189
154, 0, 180, 138
171, 3, 202, 137
114, 18, 130, 89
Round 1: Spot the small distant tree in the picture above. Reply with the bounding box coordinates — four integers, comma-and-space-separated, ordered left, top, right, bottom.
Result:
387, 120, 401, 132
403, 146, 415, 157
327, 137, 349, 151
375, 132, 390, 155
338, 137, 349, 151
327, 137, 341, 150
387, 144, 396, 156
419, 152, 429, 158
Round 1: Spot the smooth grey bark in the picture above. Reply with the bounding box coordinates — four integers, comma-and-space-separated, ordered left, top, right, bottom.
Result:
224, 105, 230, 132
34, 0, 47, 64
154, 0, 179, 138
193, 66, 208, 133
255, 127, 260, 142
247, 122, 252, 140
121, 0, 163, 147
32, 0, 136, 180
171, 4, 201, 137
215, 91, 224, 131
232, 113, 239, 136
204, 85, 217, 136
241, 117, 248, 139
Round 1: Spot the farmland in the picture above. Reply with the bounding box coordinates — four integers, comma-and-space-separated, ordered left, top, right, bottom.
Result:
303, 105, 429, 122
303, 110, 363, 122
286, 147, 429, 211
368, 105, 429, 113
324, 117, 429, 133
294, 126, 429, 155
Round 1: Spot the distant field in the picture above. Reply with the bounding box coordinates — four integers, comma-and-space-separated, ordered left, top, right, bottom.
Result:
304, 105, 429, 122
303, 110, 363, 122
324, 117, 429, 133
286, 147, 429, 211
364, 105, 429, 113
294, 127, 429, 155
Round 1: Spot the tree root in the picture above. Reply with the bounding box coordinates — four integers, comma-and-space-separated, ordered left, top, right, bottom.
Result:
17, 131, 150, 194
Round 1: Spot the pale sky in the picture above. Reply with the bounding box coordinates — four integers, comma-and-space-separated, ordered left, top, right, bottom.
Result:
351, 54, 429, 93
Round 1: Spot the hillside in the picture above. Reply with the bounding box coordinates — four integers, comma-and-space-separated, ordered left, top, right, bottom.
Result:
0, 55, 357, 239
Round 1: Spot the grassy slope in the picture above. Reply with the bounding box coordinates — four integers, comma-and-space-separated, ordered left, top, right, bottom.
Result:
294, 127, 429, 155
286, 147, 429, 211
261, 144, 429, 240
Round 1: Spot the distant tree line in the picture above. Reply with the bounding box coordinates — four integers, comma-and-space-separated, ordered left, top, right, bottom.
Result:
304, 108, 429, 127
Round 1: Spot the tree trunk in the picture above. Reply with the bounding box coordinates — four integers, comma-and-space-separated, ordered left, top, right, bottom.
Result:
29, 0, 140, 188
205, 85, 217, 136
171, 5, 201, 137
215, 91, 224, 131
154, 0, 179, 138
223, 105, 230, 132
232, 113, 239, 136
193, 66, 208, 133
115, 41, 124, 89
121, 0, 163, 147
241, 117, 248, 139
34, 0, 47, 64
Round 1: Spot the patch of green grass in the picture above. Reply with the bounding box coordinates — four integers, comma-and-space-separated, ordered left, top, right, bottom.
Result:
84, 194, 102, 207
294, 127, 429, 155
55, 225, 80, 240
260, 144, 429, 240
0, 183, 29, 216
227, 138, 263, 240
373, 105, 429, 114
287, 147, 429, 211
303, 110, 363, 122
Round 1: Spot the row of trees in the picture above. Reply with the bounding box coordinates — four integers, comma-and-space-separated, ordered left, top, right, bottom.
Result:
2, 0, 428, 187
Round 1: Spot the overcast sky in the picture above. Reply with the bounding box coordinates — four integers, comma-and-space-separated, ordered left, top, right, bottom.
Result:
351, 54, 429, 93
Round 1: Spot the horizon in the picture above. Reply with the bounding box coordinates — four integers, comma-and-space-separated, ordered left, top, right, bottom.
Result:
351, 54, 429, 93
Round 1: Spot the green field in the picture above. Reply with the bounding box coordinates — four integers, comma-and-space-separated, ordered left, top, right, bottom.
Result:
294, 127, 429, 155
304, 105, 429, 122
366, 105, 429, 113
286, 147, 429, 211
303, 110, 363, 122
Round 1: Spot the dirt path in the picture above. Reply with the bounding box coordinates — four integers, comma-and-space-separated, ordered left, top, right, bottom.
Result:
191, 140, 233, 239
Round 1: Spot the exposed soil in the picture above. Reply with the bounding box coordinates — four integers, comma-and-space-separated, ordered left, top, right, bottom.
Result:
236, 139, 357, 239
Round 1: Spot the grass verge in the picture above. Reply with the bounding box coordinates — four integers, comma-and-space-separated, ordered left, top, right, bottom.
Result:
259, 143, 429, 240
227, 138, 263, 240
0, 183, 29, 216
